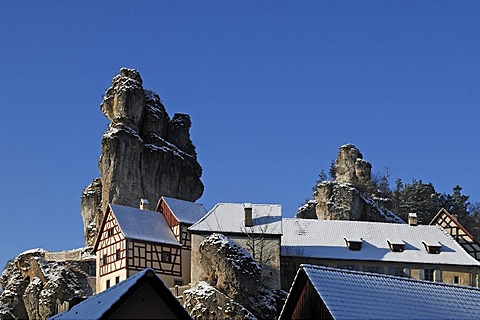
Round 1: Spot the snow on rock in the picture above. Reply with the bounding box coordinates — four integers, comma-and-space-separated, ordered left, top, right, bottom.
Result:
296, 144, 404, 223
82, 68, 204, 246
199, 233, 261, 300
194, 234, 286, 319
184, 282, 256, 320
0, 250, 93, 320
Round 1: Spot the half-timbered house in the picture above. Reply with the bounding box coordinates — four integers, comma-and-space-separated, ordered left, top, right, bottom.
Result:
94, 202, 184, 292
430, 208, 480, 260
155, 196, 208, 285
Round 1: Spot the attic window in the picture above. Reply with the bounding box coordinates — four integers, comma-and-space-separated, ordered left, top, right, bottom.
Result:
423, 241, 442, 254
387, 240, 405, 252
344, 237, 362, 251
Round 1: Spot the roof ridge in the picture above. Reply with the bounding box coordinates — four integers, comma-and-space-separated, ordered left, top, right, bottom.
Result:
300, 264, 480, 292
110, 203, 159, 214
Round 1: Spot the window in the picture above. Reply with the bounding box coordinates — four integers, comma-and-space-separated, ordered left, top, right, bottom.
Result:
115, 276, 120, 284
422, 241, 441, 254
387, 240, 405, 252
363, 265, 383, 274
420, 268, 441, 282
344, 238, 362, 251
454, 276, 460, 284
106, 280, 111, 289
174, 279, 183, 286
388, 266, 410, 277
116, 250, 121, 261
107, 229, 113, 237
161, 251, 171, 263
102, 255, 107, 266
337, 264, 360, 271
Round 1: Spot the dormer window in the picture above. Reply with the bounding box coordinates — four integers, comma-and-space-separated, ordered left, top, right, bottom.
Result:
387, 240, 405, 252
423, 241, 442, 254
344, 237, 362, 251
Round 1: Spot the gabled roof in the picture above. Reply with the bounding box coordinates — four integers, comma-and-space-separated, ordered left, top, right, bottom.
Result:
280, 264, 480, 320
430, 208, 480, 260
159, 196, 207, 225
281, 218, 480, 266
189, 203, 282, 235
95, 204, 181, 248
51, 268, 191, 319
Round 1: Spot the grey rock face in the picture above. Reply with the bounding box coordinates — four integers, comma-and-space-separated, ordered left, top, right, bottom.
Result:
296, 144, 403, 223
81, 68, 204, 246
198, 234, 261, 300
334, 144, 372, 187
0, 250, 93, 320
191, 233, 286, 319
184, 282, 256, 320
80, 178, 102, 247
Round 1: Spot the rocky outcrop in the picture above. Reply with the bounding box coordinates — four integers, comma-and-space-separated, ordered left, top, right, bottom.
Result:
198, 234, 261, 301
81, 68, 204, 246
296, 144, 404, 223
80, 178, 102, 247
184, 282, 256, 320
187, 234, 286, 319
0, 249, 93, 320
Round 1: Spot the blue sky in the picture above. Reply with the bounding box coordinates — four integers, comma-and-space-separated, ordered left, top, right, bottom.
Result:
1, 1, 479, 269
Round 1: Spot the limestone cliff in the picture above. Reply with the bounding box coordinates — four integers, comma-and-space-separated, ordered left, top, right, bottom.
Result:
81, 68, 204, 246
0, 249, 93, 320
296, 144, 404, 223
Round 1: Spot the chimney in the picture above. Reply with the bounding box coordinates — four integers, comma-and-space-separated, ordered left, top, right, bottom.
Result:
244, 203, 253, 227
408, 212, 418, 226
140, 199, 150, 210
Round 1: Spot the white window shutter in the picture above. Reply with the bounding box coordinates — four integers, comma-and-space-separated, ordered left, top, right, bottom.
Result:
434, 269, 442, 282
419, 269, 425, 280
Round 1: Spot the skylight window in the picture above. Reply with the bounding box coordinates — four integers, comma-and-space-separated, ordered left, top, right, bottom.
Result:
387, 240, 405, 252
344, 237, 362, 251
422, 241, 442, 254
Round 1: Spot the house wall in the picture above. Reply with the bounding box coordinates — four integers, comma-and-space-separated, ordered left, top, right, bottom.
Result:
191, 232, 281, 290
281, 256, 480, 290
96, 210, 128, 292
126, 240, 184, 284
108, 281, 177, 319
290, 280, 332, 320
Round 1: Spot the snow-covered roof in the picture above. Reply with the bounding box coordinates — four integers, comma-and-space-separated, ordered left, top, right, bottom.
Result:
189, 203, 282, 235
161, 196, 207, 225
282, 219, 480, 266
281, 264, 480, 319
111, 204, 181, 247
51, 268, 191, 319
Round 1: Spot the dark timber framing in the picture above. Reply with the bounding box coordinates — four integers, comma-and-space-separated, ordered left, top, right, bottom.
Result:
430, 208, 480, 260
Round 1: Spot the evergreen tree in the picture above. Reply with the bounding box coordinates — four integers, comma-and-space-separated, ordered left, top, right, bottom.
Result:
390, 179, 443, 223
329, 160, 336, 180
442, 185, 470, 220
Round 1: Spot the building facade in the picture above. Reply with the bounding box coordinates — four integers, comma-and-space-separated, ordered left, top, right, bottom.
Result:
189, 203, 283, 290
281, 218, 480, 290
94, 203, 184, 292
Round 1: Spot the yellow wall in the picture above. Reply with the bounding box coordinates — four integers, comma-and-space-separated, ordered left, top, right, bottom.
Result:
281, 256, 480, 290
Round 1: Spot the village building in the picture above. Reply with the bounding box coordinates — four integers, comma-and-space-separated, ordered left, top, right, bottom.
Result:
94, 198, 207, 292
188, 203, 283, 290
279, 264, 480, 319
52, 268, 192, 319
280, 217, 480, 290
430, 208, 480, 260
